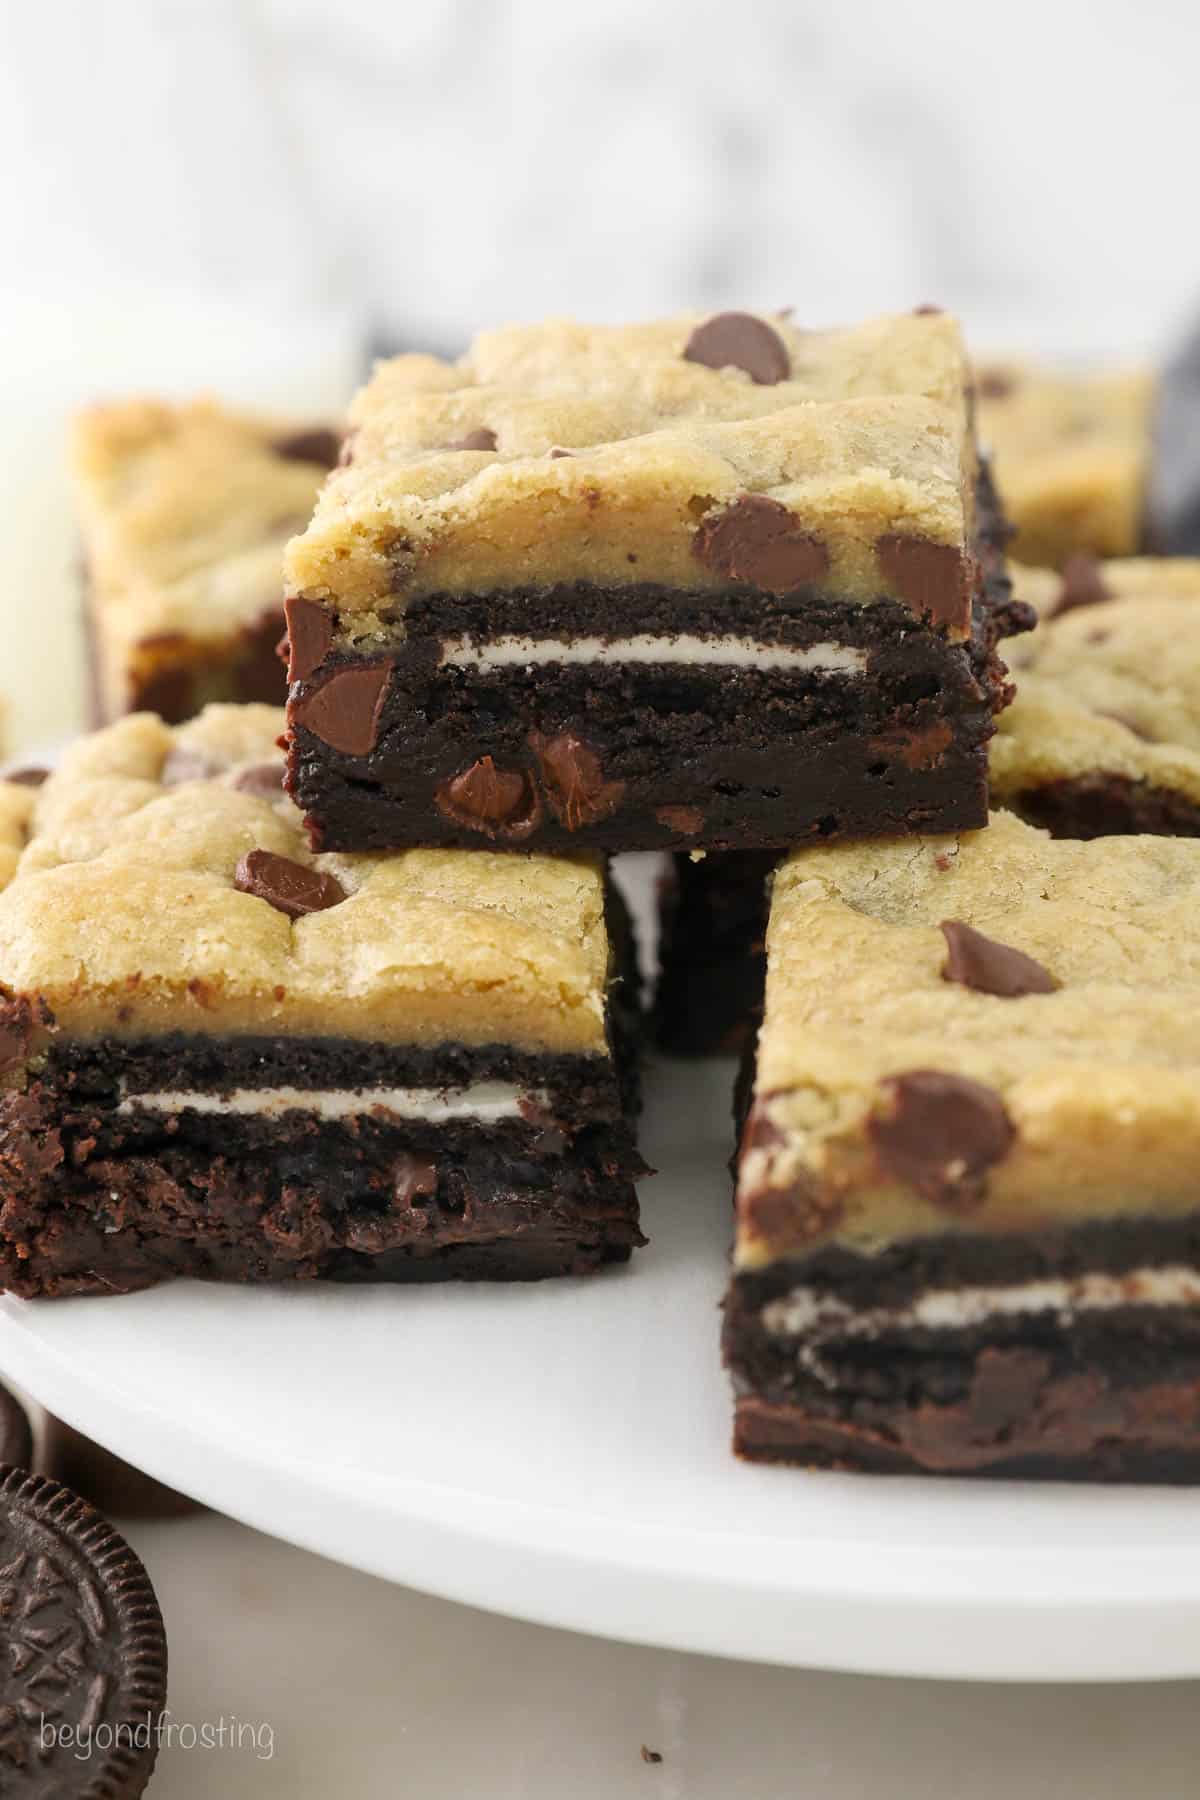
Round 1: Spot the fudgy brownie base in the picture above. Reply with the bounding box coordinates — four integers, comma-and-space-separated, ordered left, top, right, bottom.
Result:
725, 1215, 1200, 1482
654, 851, 774, 1056
1013, 772, 1200, 840
0, 1035, 646, 1298
287, 476, 1030, 854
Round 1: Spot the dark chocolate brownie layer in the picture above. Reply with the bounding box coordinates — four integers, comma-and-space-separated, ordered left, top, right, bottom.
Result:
0, 1039, 647, 1298
725, 1214, 1200, 1480
654, 851, 774, 1057
287, 475, 1030, 854
1014, 773, 1200, 841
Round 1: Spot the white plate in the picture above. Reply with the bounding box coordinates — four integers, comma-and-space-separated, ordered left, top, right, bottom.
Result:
2, 865, 1200, 1682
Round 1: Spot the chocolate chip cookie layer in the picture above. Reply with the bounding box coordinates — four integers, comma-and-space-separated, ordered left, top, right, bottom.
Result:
992, 557, 1200, 837
0, 706, 645, 1296
726, 810, 1200, 1481
283, 309, 1029, 853
71, 398, 340, 724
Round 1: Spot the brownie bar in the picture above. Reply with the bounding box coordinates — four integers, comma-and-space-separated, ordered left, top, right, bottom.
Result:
726, 812, 1200, 1481
976, 359, 1156, 568
71, 399, 340, 724
0, 706, 645, 1297
992, 556, 1200, 836
284, 309, 1029, 854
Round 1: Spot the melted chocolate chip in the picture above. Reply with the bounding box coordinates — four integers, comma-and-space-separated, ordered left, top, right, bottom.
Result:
434, 757, 543, 840
291, 660, 392, 756
1052, 553, 1112, 618
939, 920, 1058, 998
395, 1153, 438, 1205
2, 766, 49, 787
447, 427, 498, 452
868, 1070, 1015, 1209
234, 849, 346, 918
232, 761, 286, 796
271, 425, 343, 469
530, 730, 624, 830
693, 495, 829, 592
283, 594, 334, 683
876, 536, 975, 630
683, 312, 790, 385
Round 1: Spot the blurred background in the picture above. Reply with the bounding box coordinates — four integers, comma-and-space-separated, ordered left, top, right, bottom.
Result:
4, 0, 1200, 745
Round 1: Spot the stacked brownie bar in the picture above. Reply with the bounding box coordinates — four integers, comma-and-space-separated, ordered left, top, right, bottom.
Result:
0, 706, 644, 1294
282, 308, 1027, 853
726, 814, 1200, 1481
71, 398, 341, 724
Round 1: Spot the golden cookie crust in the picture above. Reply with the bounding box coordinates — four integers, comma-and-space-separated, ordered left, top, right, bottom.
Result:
284, 311, 976, 637
738, 811, 1200, 1267
991, 558, 1200, 805
977, 363, 1155, 567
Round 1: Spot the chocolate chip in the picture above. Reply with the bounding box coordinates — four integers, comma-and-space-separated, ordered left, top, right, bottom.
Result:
160, 747, 220, 786
291, 660, 392, 756
641, 1747, 664, 1765
978, 369, 1016, 400
232, 761, 286, 796
395, 1153, 438, 1205
876, 536, 975, 631
272, 425, 343, 469
3, 766, 48, 787
530, 730, 624, 830
693, 495, 829, 592
912, 304, 944, 316
1051, 553, 1112, 618
868, 1070, 1015, 1209
283, 594, 334, 683
234, 848, 345, 918
446, 427, 498, 452
434, 757, 543, 840
549, 447, 573, 459
655, 803, 704, 836
939, 920, 1058, 998
683, 312, 790, 385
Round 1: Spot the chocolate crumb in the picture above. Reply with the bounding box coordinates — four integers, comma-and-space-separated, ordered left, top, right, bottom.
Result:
641, 1746, 664, 1765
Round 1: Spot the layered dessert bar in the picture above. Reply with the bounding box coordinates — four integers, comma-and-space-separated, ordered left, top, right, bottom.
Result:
725, 811, 1200, 1481
284, 308, 1028, 854
72, 399, 341, 724
992, 557, 1200, 836
976, 360, 1156, 568
0, 706, 644, 1296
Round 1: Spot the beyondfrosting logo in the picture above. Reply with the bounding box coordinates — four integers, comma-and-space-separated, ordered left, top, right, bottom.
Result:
40, 1708, 276, 1763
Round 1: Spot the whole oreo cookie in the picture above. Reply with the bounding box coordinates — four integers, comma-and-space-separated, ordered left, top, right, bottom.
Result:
0, 1466, 167, 1795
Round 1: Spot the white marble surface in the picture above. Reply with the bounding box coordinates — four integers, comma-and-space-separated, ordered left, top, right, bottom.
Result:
117, 1507, 1200, 1797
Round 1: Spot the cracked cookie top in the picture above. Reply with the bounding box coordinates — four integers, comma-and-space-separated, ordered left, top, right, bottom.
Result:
737, 810, 1200, 1266
284, 310, 978, 638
